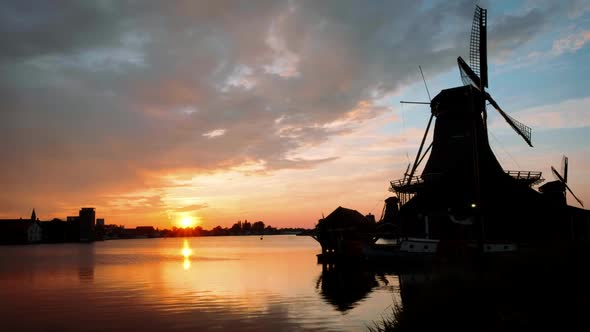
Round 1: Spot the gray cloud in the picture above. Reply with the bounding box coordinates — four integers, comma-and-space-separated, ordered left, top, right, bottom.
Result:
488, 8, 547, 53
0, 1, 128, 60
0, 0, 563, 215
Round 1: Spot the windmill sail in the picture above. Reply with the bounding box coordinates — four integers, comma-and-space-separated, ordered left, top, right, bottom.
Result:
564, 184, 584, 207
458, 54, 533, 147
470, 6, 488, 88
562, 155, 568, 183
486, 94, 533, 147
458, 56, 482, 89
457, 6, 534, 147
552, 166, 584, 207
459, 6, 488, 89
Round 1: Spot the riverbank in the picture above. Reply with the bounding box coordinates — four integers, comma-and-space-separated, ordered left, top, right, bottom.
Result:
370, 244, 590, 331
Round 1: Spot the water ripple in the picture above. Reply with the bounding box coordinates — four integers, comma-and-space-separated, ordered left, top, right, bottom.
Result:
0, 236, 399, 331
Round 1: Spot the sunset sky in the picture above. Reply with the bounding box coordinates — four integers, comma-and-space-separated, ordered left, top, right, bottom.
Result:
1, 0, 589, 229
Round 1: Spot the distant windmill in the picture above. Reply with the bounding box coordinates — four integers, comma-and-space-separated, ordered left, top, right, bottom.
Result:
541, 156, 584, 207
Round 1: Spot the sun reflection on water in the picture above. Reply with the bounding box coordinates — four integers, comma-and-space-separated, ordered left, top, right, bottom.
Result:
181, 239, 192, 270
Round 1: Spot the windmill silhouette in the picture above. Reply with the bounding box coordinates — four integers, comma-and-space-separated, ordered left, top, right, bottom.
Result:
539, 156, 584, 207
387, 5, 579, 244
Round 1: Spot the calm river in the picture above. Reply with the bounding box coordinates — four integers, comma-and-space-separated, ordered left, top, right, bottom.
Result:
0, 236, 400, 331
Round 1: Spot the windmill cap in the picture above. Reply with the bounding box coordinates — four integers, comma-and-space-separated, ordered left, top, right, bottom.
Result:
431, 85, 485, 117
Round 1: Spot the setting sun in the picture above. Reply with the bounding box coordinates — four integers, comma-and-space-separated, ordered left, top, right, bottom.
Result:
179, 216, 197, 228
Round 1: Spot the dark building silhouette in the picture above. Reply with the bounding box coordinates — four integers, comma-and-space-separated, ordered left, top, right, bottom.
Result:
65, 208, 99, 242
67, 215, 81, 240
79, 208, 96, 242
135, 226, 156, 238
0, 220, 42, 244
0, 209, 43, 244
2, 208, 103, 244
40, 218, 69, 243
314, 207, 376, 257
95, 218, 105, 240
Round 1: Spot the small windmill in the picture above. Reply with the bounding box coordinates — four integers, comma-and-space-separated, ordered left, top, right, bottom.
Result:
457, 6, 533, 147
540, 156, 584, 207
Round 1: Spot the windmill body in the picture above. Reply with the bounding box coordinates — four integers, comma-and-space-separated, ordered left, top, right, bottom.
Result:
394, 85, 566, 243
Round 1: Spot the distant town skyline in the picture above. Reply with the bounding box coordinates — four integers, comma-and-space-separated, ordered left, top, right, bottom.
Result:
1, 1, 589, 229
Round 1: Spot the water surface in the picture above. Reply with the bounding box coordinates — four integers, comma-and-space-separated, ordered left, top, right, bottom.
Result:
0, 236, 400, 331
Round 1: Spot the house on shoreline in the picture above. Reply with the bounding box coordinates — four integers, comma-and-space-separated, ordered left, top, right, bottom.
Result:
0, 209, 42, 244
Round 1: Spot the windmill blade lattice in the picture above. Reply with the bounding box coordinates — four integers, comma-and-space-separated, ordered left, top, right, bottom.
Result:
469, 6, 488, 88
486, 94, 532, 147
459, 57, 480, 88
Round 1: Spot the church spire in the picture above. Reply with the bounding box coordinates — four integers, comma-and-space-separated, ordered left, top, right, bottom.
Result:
31, 208, 37, 221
